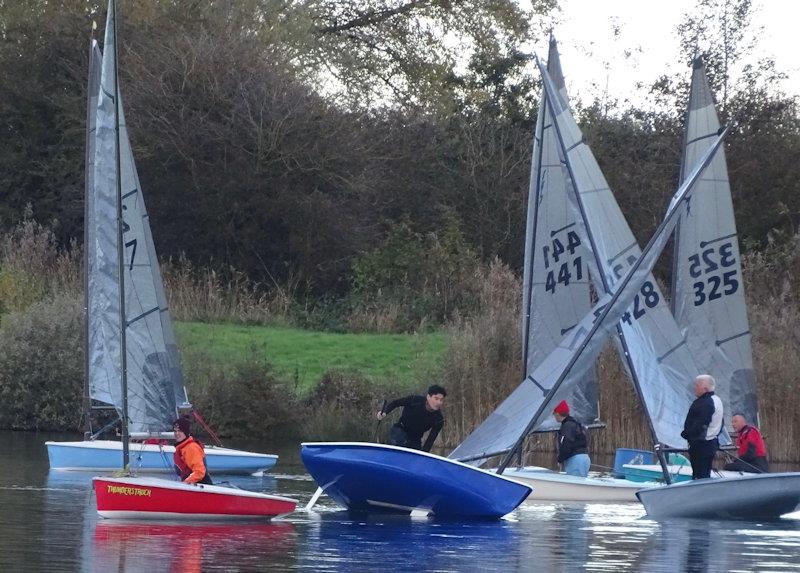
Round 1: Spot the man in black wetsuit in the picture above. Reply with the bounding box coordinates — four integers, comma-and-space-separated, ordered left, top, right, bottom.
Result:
376, 385, 446, 452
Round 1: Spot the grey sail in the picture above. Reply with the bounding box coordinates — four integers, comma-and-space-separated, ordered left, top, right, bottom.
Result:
87, 5, 187, 434
673, 59, 756, 425
449, 63, 730, 464
522, 36, 598, 432
541, 63, 720, 450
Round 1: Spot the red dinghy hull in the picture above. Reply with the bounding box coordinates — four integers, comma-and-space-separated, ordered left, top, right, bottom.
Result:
93, 477, 297, 520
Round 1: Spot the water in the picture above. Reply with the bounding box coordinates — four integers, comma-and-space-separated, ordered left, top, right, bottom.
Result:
2, 431, 799, 572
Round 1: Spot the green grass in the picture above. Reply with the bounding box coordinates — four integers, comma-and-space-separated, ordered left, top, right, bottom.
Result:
175, 321, 448, 391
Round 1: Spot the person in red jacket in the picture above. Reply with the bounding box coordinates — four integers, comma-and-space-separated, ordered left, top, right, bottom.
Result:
173, 417, 212, 484
724, 413, 769, 473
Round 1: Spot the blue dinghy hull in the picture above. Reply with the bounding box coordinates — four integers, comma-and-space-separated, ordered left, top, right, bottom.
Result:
301, 442, 532, 519
46, 440, 278, 475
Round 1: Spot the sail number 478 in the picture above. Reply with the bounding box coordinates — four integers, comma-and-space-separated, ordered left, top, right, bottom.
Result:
688, 242, 739, 306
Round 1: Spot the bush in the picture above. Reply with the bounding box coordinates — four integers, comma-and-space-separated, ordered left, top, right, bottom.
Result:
0, 294, 83, 430
349, 220, 482, 333
189, 357, 301, 439
301, 369, 383, 441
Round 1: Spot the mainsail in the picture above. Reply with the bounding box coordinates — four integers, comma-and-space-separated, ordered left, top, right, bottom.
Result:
87, 3, 187, 434
672, 58, 757, 425
522, 35, 598, 432
449, 61, 729, 464
540, 60, 720, 450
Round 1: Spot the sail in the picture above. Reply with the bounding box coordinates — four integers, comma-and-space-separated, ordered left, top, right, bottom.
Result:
672, 58, 756, 425
522, 36, 598, 431
536, 55, 729, 450
450, 119, 729, 463
87, 2, 187, 434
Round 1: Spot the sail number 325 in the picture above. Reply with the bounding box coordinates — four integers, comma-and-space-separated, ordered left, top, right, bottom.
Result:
688, 242, 738, 306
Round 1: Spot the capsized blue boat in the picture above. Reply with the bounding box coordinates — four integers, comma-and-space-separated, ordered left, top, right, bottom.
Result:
301, 442, 532, 519
46, 440, 277, 475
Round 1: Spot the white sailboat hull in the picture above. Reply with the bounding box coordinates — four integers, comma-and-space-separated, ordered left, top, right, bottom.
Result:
637, 472, 800, 519
47, 440, 277, 474
503, 467, 655, 502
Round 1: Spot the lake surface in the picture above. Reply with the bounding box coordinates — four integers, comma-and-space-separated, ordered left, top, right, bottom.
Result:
2, 431, 799, 572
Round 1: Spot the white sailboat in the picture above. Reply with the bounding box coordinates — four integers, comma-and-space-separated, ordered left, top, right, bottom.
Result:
46, 2, 277, 477
635, 59, 800, 520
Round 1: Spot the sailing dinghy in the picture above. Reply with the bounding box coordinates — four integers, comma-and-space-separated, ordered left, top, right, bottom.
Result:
45, 2, 276, 478
75, 1, 295, 520
636, 58, 800, 520
93, 476, 297, 520
301, 443, 531, 518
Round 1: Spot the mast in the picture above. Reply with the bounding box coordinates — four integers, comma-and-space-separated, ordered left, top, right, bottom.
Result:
82, 33, 95, 441
521, 90, 548, 379
110, 0, 130, 469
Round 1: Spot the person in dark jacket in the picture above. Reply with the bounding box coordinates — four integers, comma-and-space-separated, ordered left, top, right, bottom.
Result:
724, 413, 769, 473
681, 374, 723, 480
553, 400, 590, 477
377, 385, 445, 452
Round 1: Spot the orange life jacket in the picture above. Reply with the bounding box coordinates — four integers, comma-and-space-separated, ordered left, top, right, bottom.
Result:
173, 436, 208, 483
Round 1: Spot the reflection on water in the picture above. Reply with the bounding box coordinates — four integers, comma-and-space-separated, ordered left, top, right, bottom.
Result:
1, 431, 800, 572
90, 521, 296, 572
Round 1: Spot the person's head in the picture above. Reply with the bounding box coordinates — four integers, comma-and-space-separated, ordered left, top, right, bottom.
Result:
731, 413, 748, 432
693, 374, 716, 397
426, 385, 447, 411
173, 417, 192, 441
553, 400, 570, 422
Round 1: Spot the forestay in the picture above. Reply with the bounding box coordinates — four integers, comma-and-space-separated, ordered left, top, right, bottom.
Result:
449, 63, 730, 464
522, 35, 598, 432
87, 5, 188, 434
672, 58, 757, 425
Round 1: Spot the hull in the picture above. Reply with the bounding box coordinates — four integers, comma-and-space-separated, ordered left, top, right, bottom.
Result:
637, 472, 800, 519
93, 476, 297, 520
503, 467, 655, 502
623, 463, 743, 483
301, 442, 532, 519
47, 440, 277, 474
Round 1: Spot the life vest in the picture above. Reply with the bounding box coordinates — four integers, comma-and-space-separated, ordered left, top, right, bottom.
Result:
737, 425, 767, 458
173, 436, 208, 481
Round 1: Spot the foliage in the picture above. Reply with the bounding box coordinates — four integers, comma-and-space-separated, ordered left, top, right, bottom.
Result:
300, 369, 382, 441
0, 294, 83, 430
188, 356, 300, 438
350, 219, 482, 331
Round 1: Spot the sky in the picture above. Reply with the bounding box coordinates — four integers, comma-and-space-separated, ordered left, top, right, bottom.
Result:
525, 0, 800, 108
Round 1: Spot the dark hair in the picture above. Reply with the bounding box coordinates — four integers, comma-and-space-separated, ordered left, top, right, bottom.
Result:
427, 384, 447, 397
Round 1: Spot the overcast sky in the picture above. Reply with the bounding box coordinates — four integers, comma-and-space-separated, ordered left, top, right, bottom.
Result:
525, 0, 799, 108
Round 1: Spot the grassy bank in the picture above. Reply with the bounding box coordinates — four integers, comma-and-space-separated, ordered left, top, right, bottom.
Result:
175, 322, 447, 392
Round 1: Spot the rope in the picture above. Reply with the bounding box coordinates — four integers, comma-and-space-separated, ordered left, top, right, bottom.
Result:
191, 410, 223, 447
